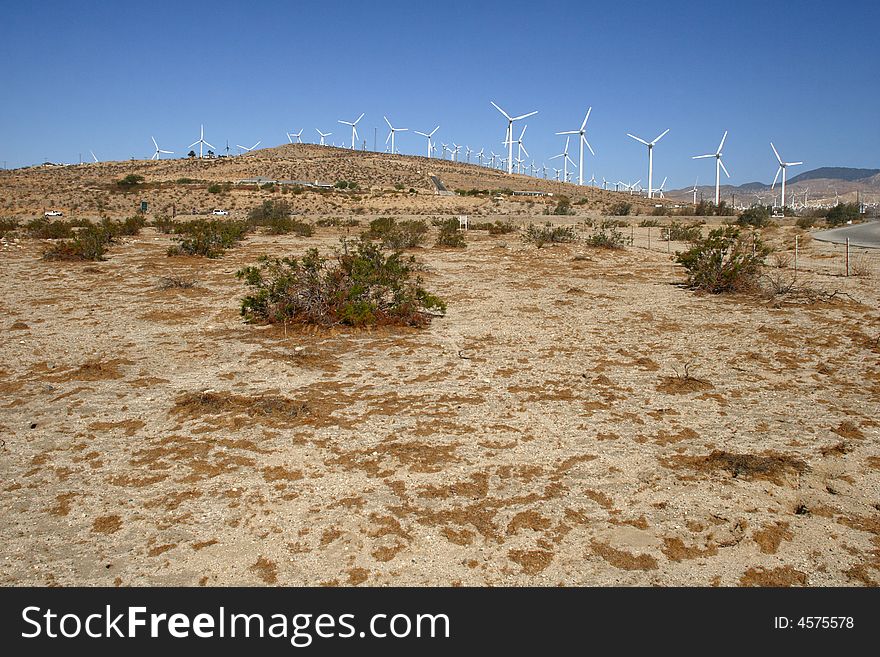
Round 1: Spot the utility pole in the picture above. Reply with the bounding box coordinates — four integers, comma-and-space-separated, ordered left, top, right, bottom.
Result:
373, 127, 377, 152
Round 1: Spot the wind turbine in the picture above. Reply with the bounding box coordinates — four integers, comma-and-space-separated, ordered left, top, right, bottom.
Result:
414, 126, 439, 158
553, 167, 561, 181
287, 129, 304, 144
440, 143, 450, 159
691, 178, 699, 205
602, 177, 607, 190
452, 143, 461, 162
556, 107, 595, 186
489, 151, 498, 168
549, 136, 576, 184
315, 129, 332, 146
490, 101, 537, 175
338, 113, 364, 149
692, 131, 730, 205
476, 148, 484, 166
509, 124, 530, 174
626, 128, 669, 198
189, 124, 214, 159
151, 136, 173, 160
770, 142, 803, 209
236, 140, 261, 155
588, 173, 597, 187
465, 146, 472, 163
384, 116, 408, 155
656, 177, 668, 199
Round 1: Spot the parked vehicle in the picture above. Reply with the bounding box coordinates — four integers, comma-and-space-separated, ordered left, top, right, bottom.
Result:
211, 209, 229, 216
44, 210, 63, 217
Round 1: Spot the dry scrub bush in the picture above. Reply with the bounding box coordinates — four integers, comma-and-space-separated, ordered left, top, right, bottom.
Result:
168, 219, 249, 258
435, 219, 466, 248
236, 241, 446, 328
362, 217, 428, 249
661, 221, 702, 242
43, 225, 112, 261
585, 221, 630, 249
850, 255, 873, 278
157, 276, 196, 290
675, 227, 769, 293
522, 223, 576, 248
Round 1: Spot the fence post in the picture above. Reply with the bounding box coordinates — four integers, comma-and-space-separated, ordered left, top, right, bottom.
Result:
794, 235, 798, 275
846, 237, 850, 277
631, 225, 634, 246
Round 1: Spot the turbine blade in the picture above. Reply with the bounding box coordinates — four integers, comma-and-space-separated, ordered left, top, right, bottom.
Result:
384, 116, 392, 129
429, 126, 439, 136
385, 131, 392, 144
584, 139, 595, 156
627, 133, 649, 146
204, 141, 214, 149
151, 136, 158, 149
512, 110, 538, 121
692, 154, 715, 159
414, 131, 428, 137
787, 161, 803, 166
652, 128, 670, 144
772, 166, 781, 189
719, 159, 730, 177
581, 107, 592, 130
717, 130, 728, 153
556, 130, 578, 135
770, 142, 782, 164
490, 101, 512, 120
355, 113, 364, 124
521, 144, 529, 158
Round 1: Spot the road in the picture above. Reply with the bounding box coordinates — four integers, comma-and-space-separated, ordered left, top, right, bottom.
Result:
812, 219, 880, 249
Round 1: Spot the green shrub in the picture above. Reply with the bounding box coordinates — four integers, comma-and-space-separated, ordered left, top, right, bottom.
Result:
43, 225, 112, 261
795, 216, 816, 229
552, 195, 573, 215
264, 216, 314, 236
586, 222, 629, 249
435, 219, 466, 248
247, 199, 293, 227
113, 215, 146, 236
825, 202, 860, 227
675, 226, 770, 294
116, 174, 144, 188
315, 217, 360, 228
609, 202, 632, 216
736, 206, 771, 228
175, 178, 196, 185
150, 215, 175, 233
168, 219, 249, 258
0, 218, 18, 238
362, 217, 427, 249
522, 223, 576, 248
26, 217, 74, 239
207, 184, 223, 194
639, 219, 661, 227
661, 221, 703, 242
236, 241, 446, 328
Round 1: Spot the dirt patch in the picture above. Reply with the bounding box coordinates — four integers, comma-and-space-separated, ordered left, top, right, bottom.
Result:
508, 549, 554, 575
92, 515, 122, 534
591, 540, 658, 571
752, 522, 794, 554
661, 537, 718, 561
170, 390, 309, 428
656, 376, 713, 394
739, 565, 807, 587
251, 556, 278, 584
662, 450, 809, 486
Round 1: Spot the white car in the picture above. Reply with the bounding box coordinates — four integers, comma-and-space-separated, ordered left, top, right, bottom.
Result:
44, 210, 64, 217
211, 209, 229, 216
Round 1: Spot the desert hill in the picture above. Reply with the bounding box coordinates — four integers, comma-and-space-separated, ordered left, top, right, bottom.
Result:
0, 144, 657, 220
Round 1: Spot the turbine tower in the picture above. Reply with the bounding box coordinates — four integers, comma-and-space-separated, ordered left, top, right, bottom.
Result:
151, 136, 173, 160
414, 126, 439, 158
189, 125, 214, 159
315, 129, 332, 146
770, 142, 803, 209
626, 128, 669, 199
338, 113, 365, 149
490, 101, 537, 175
692, 131, 730, 205
384, 116, 408, 155
556, 107, 595, 186
549, 136, 576, 184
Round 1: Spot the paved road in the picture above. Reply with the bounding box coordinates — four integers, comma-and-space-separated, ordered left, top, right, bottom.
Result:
813, 219, 880, 249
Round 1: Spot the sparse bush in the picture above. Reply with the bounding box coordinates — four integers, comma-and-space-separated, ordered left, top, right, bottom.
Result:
661, 221, 703, 242
168, 219, 249, 258
609, 202, 632, 216
264, 216, 314, 236
26, 217, 73, 239
207, 184, 223, 194
639, 219, 661, 227
772, 251, 792, 269
315, 217, 360, 228
737, 206, 771, 228
0, 218, 18, 238
175, 178, 196, 185
522, 223, 576, 248
850, 255, 873, 278
362, 217, 428, 249
150, 215, 175, 233
43, 225, 112, 261
236, 241, 446, 328
825, 202, 860, 227
435, 219, 466, 248
585, 222, 629, 249
116, 174, 144, 188
247, 199, 293, 227
552, 195, 573, 215
795, 216, 816, 229
675, 226, 770, 293
113, 215, 146, 236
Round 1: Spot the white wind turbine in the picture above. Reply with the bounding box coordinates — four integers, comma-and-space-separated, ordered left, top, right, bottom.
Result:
490, 101, 537, 175
189, 124, 214, 159
626, 128, 669, 198
588, 173, 597, 186
440, 143, 450, 159
692, 131, 730, 205
151, 136, 173, 160
338, 112, 364, 149
556, 107, 595, 186
465, 146, 472, 163
236, 140, 261, 155
770, 142, 803, 209
489, 151, 498, 168
691, 178, 699, 205
476, 148, 484, 166
549, 136, 576, 183
656, 176, 668, 198
384, 116, 408, 155
553, 167, 562, 181
414, 126, 439, 158
315, 129, 332, 146
509, 124, 530, 174
287, 129, 304, 144
452, 143, 461, 162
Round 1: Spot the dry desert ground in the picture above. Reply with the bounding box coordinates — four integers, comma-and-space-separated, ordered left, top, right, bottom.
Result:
1, 213, 879, 587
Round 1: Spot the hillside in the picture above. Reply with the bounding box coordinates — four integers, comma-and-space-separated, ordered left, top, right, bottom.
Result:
0, 144, 657, 219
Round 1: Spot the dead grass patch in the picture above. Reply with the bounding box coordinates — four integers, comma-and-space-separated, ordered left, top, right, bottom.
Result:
251, 556, 278, 584
92, 515, 122, 534
591, 540, 658, 570
661, 450, 808, 486
739, 565, 807, 587
508, 549, 554, 575
752, 521, 794, 554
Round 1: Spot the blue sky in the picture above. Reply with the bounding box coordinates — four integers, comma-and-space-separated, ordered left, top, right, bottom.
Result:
2, 0, 877, 189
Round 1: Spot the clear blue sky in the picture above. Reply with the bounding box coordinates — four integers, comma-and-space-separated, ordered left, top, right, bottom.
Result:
2, 0, 877, 189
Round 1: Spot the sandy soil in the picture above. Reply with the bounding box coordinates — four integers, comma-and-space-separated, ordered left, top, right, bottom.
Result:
1, 217, 878, 587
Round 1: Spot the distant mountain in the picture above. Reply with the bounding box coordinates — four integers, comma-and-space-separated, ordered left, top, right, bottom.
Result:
787, 167, 879, 184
